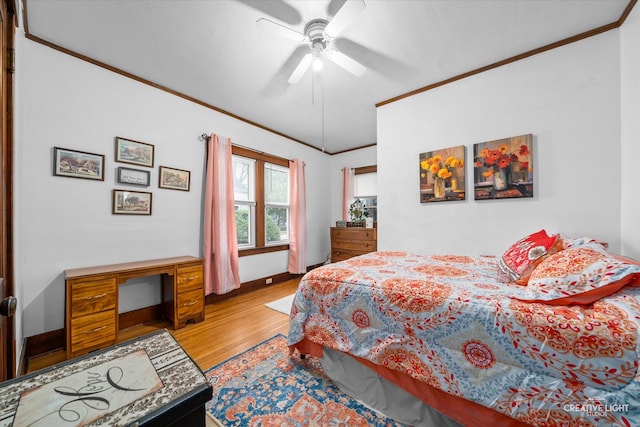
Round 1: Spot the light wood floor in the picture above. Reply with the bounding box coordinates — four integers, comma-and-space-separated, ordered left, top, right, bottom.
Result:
26, 278, 300, 374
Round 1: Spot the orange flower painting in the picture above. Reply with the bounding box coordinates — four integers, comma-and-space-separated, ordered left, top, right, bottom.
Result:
473, 134, 533, 200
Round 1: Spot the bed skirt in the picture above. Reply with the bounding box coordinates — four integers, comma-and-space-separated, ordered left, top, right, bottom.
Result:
293, 338, 531, 427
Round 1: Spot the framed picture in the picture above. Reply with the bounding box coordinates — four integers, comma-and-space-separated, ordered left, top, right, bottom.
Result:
115, 137, 154, 168
117, 167, 150, 187
158, 166, 190, 191
419, 145, 466, 203
473, 134, 533, 200
112, 189, 152, 215
53, 147, 105, 181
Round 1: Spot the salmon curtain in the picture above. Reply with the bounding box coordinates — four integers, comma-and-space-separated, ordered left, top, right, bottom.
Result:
288, 159, 307, 274
203, 134, 240, 295
342, 167, 355, 221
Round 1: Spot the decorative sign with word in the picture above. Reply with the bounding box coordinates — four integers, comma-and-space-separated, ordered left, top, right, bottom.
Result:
13, 349, 162, 426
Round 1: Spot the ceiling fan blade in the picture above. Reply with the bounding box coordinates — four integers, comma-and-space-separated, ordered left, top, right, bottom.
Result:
328, 50, 366, 77
237, 0, 302, 26
257, 18, 305, 42
288, 53, 312, 84
324, 0, 365, 38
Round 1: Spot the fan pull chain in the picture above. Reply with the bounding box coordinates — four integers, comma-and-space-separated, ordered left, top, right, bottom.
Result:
311, 70, 315, 105
321, 75, 325, 153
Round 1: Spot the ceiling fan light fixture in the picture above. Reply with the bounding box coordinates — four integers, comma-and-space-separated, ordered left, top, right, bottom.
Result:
312, 57, 323, 72
311, 39, 325, 72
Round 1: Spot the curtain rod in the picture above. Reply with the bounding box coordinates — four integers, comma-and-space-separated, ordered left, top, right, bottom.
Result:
198, 133, 264, 155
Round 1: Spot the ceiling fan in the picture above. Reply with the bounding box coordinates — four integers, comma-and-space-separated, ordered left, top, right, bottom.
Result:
257, 0, 367, 84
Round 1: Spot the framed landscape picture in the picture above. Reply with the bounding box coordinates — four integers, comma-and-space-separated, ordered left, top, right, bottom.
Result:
115, 137, 154, 168
112, 190, 152, 215
117, 167, 151, 187
159, 166, 190, 191
53, 147, 105, 181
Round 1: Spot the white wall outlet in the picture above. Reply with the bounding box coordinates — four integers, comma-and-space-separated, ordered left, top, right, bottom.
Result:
266, 278, 273, 284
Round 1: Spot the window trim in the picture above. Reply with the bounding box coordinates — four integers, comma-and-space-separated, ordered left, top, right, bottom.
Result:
232, 146, 290, 256
354, 165, 377, 175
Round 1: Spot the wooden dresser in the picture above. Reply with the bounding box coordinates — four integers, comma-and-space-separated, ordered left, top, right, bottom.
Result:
330, 226, 377, 263
64, 256, 204, 359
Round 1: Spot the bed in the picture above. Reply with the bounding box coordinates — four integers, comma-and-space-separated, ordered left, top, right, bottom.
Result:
288, 230, 640, 426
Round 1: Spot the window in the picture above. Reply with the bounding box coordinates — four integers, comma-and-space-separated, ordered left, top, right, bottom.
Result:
264, 163, 290, 243
232, 155, 255, 247
232, 146, 290, 254
354, 165, 377, 222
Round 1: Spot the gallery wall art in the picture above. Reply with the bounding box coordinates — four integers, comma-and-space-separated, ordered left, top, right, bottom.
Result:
53, 147, 105, 181
473, 134, 533, 200
419, 145, 466, 203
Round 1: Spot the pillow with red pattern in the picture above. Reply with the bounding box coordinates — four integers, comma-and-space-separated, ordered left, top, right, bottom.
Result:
498, 229, 562, 284
515, 244, 640, 305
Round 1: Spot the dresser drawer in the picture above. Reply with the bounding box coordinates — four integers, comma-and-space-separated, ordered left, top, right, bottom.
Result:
177, 264, 204, 292
70, 309, 117, 357
331, 239, 377, 252
70, 276, 117, 318
176, 288, 204, 327
331, 249, 375, 263
331, 227, 376, 242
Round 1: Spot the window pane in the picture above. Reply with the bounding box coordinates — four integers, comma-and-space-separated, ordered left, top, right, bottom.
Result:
266, 206, 289, 243
265, 163, 289, 204
360, 197, 377, 222
235, 204, 253, 246
355, 172, 377, 198
233, 156, 255, 202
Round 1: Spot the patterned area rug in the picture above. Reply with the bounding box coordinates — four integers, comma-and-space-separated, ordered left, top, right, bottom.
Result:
204, 334, 407, 426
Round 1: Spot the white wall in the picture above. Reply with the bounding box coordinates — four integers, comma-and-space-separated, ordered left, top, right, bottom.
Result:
15, 35, 332, 340
377, 30, 623, 256
621, 5, 640, 260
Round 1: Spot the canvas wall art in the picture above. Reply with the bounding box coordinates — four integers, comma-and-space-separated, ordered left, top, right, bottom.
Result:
473, 134, 533, 200
419, 145, 466, 203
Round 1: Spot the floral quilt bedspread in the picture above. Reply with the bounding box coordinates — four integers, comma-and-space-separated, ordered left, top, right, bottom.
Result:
288, 251, 640, 426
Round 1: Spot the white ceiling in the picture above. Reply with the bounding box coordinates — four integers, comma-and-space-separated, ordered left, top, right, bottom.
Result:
24, 0, 631, 154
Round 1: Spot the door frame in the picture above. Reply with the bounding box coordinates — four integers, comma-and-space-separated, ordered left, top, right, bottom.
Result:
1, 0, 16, 381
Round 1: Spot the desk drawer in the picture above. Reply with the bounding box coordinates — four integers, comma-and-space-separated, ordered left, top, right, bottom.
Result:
70, 277, 117, 318
177, 289, 204, 327
70, 309, 116, 356
177, 264, 204, 292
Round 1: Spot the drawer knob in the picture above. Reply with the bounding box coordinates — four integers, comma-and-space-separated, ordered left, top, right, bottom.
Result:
183, 300, 198, 307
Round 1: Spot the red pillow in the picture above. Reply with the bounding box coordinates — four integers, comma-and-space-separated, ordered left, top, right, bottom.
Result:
498, 229, 561, 284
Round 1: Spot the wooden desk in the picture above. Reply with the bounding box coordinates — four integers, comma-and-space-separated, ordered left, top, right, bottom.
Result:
65, 256, 204, 359
0, 330, 212, 427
